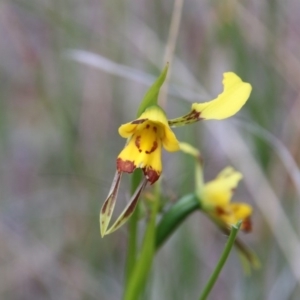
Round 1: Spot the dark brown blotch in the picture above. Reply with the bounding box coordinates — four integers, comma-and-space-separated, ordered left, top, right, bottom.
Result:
242, 217, 252, 233
117, 158, 136, 173
131, 118, 147, 124
145, 141, 158, 154
135, 135, 141, 150
144, 167, 160, 184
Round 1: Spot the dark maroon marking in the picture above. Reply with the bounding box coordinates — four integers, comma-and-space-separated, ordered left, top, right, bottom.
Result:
153, 126, 157, 132
144, 167, 160, 184
102, 199, 109, 214
184, 109, 201, 121
215, 206, 228, 216
168, 111, 203, 125
145, 141, 158, 154
101, 172, 122, 214
131, 118, 147, 124
242, 217, 252, 233
117, 158, 136, 173
135, 135, 141, 150
123, 184, 145, 218
146, 124, 150, 129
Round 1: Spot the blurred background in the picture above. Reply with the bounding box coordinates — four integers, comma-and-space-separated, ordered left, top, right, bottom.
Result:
1, 0, 300, 299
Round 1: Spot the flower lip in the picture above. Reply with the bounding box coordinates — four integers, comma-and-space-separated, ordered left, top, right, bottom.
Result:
131, 118, 148, 125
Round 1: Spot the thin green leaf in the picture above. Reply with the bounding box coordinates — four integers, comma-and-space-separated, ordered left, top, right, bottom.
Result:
155, 194, 200, 249
155, 195, 260, 273
136, 64, 169, 117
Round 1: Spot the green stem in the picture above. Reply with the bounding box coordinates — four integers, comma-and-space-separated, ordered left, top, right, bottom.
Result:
199, 221, 242, 300
124, 185, 160, 300
125, 170, 142, 286
155, 194, 200, 250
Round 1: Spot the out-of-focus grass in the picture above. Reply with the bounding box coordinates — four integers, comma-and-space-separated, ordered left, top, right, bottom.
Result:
1, 0, 300, 299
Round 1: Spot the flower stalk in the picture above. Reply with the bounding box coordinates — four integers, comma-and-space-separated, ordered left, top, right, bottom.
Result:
124, 183, 161, 300
125, 169, 143, 285
199, 221, 242, 300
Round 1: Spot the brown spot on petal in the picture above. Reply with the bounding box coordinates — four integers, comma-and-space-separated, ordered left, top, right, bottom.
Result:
241, 217, 252, 233
131, 118, 147, 124
135, 135, 141, 150
144, 167, 160, 184
184, 109, 202, 121
153, 126, 157, 132
117, 158, 136, 173
168, 110, 203, 126
215, 206, 227, 216
145, 141, 158, 154
146, 124, 150, 129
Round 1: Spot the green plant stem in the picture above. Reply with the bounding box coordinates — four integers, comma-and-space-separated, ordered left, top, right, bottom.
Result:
124, 185, 160, 300
125, 170, 142, 286
155, 194, 200, 250
199, 221, 242, 300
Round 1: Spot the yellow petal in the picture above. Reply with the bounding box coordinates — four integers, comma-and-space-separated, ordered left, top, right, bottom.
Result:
140, 105, 169, 125
162, 127, 180, 152
119, 122, 140, 138
118, 105, 179, 152
202, 167, 242, 207
192, 72, 252, 120
230, 203, 253, 221
214, 202, 253, 232
141, 106, 180, 152
119, 106, 169, 138
168, 72, 251, 127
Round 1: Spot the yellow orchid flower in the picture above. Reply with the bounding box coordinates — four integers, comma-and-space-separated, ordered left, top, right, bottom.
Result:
100, 72, 252, 236
117, 105, 180, 184
178, 143, 258, 272
202, 167, 252, 232
117, 72, 251, 184
179, 143, 252, 232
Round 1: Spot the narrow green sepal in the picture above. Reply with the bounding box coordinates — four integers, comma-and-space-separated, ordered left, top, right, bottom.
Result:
100, 171, 122, 237
103, 178, 148, 236
136, 64, 169, 117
